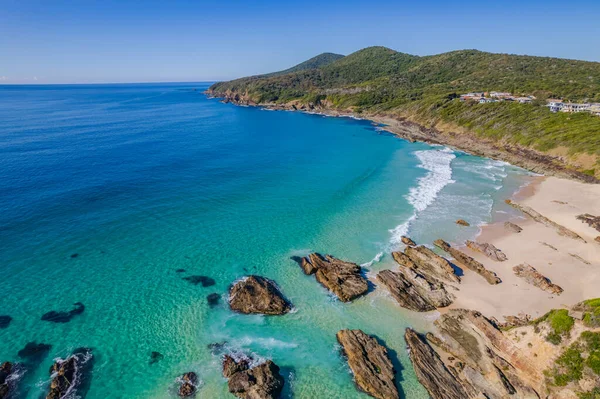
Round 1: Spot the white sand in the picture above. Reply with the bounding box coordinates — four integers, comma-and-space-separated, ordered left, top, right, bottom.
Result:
447, 176, 600, 320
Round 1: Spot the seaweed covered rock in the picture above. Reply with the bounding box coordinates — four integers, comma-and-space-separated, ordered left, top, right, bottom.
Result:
434, 239, 501, 285
513, 264, 563, 295
229, 276, 291, 315
377, 269, 454, 312
336, 329, 398, 399
222, 355, 284, 399
293, 253, 368, 302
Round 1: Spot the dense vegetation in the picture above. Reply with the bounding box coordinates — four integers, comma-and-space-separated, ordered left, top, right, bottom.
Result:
210, 46, 600, 174
534, 309, 575, 345
546, 331, 600, 391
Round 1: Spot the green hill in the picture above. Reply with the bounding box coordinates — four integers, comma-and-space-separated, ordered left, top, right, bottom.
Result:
208, 47, 600, 179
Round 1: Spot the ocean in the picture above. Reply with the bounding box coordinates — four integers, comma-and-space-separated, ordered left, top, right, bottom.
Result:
0, 82, 529, 398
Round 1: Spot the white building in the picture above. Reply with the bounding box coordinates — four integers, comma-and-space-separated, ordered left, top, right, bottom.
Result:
561, 103, 591, 113
490, 91, 512, 98
547, 101, 563, 112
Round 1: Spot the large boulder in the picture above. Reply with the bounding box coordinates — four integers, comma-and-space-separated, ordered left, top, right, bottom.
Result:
465, 240, 507, 262
392, 246, 460, 285
229, 276, 291, 315
294, 253, 368, 302
434, 240, 501, 285
513, 264, 563, 295
336, 329, 399, 399
178, 372, 198, 397
222, 355, 284, 399
376, 269, 454, 312
46, 348, 92, 399
400, 236, 416, 247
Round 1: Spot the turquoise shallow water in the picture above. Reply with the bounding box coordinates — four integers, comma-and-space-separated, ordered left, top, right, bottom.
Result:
0, 83, 528, 398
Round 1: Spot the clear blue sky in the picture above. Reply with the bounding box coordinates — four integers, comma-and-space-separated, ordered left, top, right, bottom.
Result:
2, 0, 599, 84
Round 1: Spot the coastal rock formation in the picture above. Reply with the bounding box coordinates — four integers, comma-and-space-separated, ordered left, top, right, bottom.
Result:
405, 310, 542, 399
434, 240, 501, 285
336, 329, 399, 399
496, 314, 531, 329
513, 264, 563, 295
392, 246, 460, 285
46, 348, 93, 399
293, 253, 368, 302
400, 236, 416, 247
506, 200, 586, 242
0, 362, 18, 399
222, 355, 284, 399
504, 221, 523, 233
577, 213, 600, 232
404, 330, 474, 399
465, 240, 507, 262
377, 269, 454, 312
456, 219, 470, 227
229, 276, 291, 315
178, 372, 198, 397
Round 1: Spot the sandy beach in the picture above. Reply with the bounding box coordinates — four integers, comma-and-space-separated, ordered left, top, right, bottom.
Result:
448, 175, 600, 320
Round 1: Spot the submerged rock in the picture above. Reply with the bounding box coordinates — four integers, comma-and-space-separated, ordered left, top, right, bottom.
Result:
0, 316, 11, 329
294, 253, 368, 302
17, 342, 52, 363
513, 264, 563, 295
206, 293, 221, 307
41, 302, 85, 323
336, 329, 398, 399
577, 213, 600, 232
178, 372, 198, 397
506, 200, 585, 242
465, 240, 507, 262
405, 310, 542, 399
229, 276, 291, 315
377, 268, 454, 312
149, 351, 164, 365
504, 221, 523, 233
222, 355, 284, 399
456, 219, 470, 227
434, 240, 501, 285
393, 246, 460, 285
46, 348, 93, 399
400, 236, 416, 247
183, 275, 216, 287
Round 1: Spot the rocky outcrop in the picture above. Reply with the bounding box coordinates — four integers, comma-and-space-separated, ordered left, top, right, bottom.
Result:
456, 219, 470, 227
405, 310, 542, 399
222, 355, 284, 399
293, 253, 368, 302
504, 221, 523, 233
178, 372, 198, 397
495, 314, 531, 329
404, 329, 475, 399
577, 213, 600, 232
400, 236, 416, 247
336, 329, 399, 399
513, 264, 563, 295
434, 240, 501, 285
46, 348, 92, 399
229, 276, 291, 315
0, 362, 18, 399
506, 200, 586, 242
392, 246, 460, 285
465, 240, 507, 262
377, 269, 454, 312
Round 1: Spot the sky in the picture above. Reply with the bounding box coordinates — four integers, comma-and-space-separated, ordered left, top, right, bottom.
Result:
2, 0, 600, 84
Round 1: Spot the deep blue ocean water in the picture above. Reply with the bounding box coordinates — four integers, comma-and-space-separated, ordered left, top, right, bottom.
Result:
0, 82, 528, 398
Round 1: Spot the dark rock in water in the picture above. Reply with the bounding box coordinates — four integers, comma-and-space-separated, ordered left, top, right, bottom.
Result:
18, 342, 52, 363
222, 355, 284, 399
456, 219, 470, 227
178, 372, 198, 397
0, 316, 11, 329
41, 302, 85, 323
183, 275, 216, 287
206, 293, 221, 307
336, 329, 399, 399
295, 253, 368, 302
46, 348, 93, 399
401, 236, 416, 247
207, 341, 228, 355
175, 268, 186, 273
0, 361, 20, 399
377, 268, 454, 312
229, 276, 291, 315
70, 253, 79, 259
149, 351, 164, 365
434, 239, 501, 285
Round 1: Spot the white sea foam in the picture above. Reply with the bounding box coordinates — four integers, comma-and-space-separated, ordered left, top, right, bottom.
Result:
388, 148, 456, 249
361, 251, 383, 268
233, 336, 299, 350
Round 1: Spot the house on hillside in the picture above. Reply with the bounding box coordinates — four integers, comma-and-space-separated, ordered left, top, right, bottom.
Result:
561, 103, 591, 113
588, 104, 600, 116
490, 91, 512, 99
546, 99, 564, 112
479, 98, 498, 103
514, 97, 533, 104
460, 92, 485, 101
